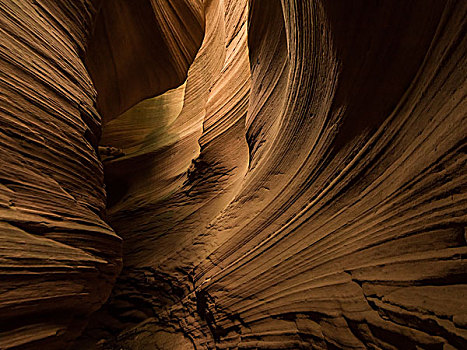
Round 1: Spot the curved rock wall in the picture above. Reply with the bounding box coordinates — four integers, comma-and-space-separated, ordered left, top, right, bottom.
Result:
86, 0, 205, 121
188, 1, 467, 349
0, 0, 202, 349
0, 1, 120, 349
1, 0, 466, 349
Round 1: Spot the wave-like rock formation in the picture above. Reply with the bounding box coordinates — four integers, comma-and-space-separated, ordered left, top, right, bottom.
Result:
1, 0, 466, 349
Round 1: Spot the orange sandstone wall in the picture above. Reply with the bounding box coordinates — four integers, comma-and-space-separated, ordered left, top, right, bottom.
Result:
1, 0, 466, 349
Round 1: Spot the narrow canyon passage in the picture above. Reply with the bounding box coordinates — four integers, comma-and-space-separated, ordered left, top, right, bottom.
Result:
0, 1, 466, 349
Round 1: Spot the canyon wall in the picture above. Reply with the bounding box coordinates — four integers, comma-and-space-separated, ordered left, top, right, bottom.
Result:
0, 1, 120, 349
1, 0, 466, 349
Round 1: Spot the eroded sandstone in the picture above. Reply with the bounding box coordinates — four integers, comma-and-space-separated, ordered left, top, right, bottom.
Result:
1, 0, 466, 349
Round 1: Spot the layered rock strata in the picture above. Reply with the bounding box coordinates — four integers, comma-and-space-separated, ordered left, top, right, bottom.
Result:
1, 0, 466, 349
0, 0, 202, 349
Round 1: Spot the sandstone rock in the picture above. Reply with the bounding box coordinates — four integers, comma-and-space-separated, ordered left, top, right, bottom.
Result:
1, 0, 466, 349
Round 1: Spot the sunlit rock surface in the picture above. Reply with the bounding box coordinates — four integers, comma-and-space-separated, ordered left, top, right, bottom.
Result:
1, 0, 466, 349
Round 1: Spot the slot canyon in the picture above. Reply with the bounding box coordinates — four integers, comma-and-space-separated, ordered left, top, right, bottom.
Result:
0, 0, 466, 349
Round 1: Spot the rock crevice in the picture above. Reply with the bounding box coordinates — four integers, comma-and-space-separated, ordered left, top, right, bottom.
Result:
0, 0, 466, 349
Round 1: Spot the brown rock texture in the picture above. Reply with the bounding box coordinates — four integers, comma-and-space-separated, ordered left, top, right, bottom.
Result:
0, 1, 120, 349
1, 0, 466, 349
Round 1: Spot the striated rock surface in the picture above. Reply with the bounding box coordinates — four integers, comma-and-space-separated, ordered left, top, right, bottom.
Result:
85, 0, 204, 122
0, 1, 121, 349
1, 0, 466, 349
0, 0, 202, 349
